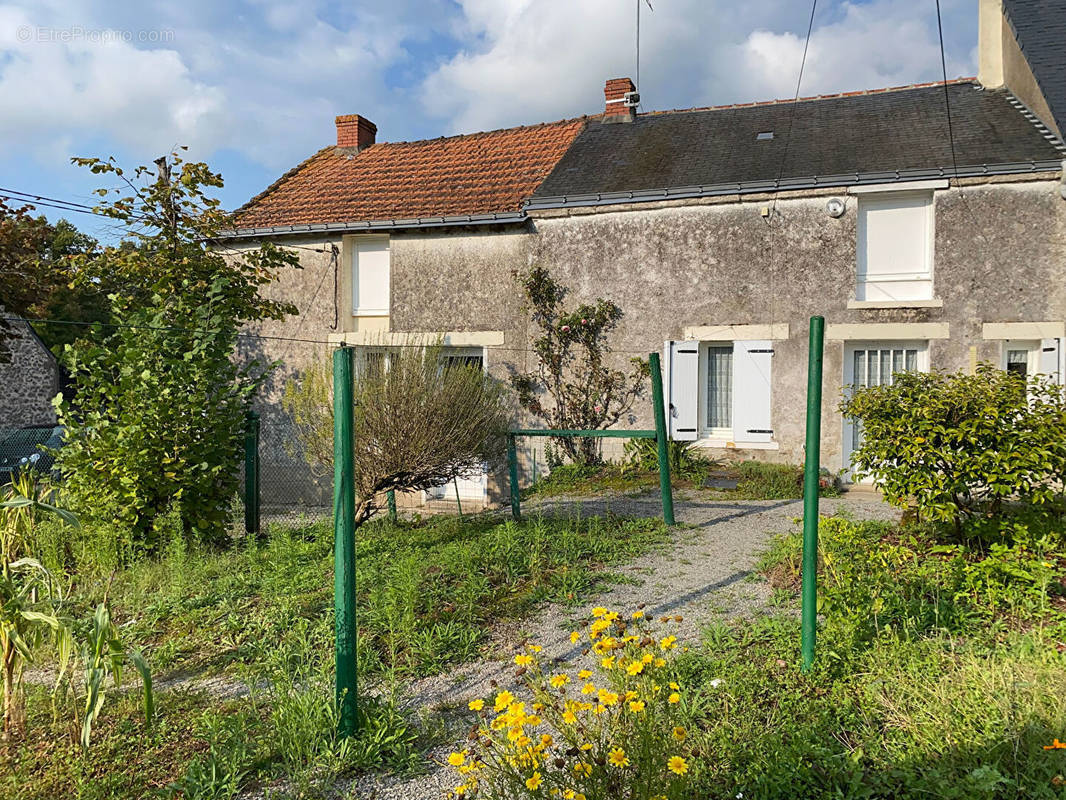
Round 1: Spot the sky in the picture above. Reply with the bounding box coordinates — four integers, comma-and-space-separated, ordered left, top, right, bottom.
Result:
0, 0, 977, 240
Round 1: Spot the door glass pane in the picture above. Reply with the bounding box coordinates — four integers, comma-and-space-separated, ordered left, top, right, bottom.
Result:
1006, 349, 1028, 378
880, 350, 892, 385
705, 346, 733, 430
853, 349, 866, 387
892, 349, 903, 376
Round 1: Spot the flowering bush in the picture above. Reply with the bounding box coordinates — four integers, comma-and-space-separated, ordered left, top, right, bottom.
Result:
447, 607, 698, 799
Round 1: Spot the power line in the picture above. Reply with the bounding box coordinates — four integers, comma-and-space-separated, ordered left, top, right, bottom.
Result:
934, 0, 962, 186
3, 314, 656, 356
767, 0, 819, 329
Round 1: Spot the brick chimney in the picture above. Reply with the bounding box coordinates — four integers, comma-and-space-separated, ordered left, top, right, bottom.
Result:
603, 77, 637, 123
335, 114, 377, 149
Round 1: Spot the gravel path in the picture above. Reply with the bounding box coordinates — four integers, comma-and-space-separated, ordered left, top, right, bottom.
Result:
347, 491, 898, 800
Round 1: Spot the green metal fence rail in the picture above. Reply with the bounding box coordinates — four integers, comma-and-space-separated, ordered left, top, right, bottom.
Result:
244, 411, 260, 536
506, 351, 676, 525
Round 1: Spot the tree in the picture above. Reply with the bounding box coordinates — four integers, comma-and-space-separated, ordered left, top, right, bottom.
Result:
284, 344, 510, 528
53, 151, 300, 548
0, 200, 104, 359
510, 266, 649, 465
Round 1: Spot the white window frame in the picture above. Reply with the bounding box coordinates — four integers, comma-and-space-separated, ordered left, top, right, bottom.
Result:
425, 346, 488, 502
842, 340, 929, 478
1002, 340, 1041, 378
351, 236, 390, 317
855, 190, 935, 303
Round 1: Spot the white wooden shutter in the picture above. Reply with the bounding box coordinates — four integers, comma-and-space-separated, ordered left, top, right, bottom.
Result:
1040, 338, 1062, 384
665, 341, 699, 441
732, 340, 773, 444
352, 238, 390, 315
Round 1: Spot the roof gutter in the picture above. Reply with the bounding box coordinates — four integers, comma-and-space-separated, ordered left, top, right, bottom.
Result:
217, 210, 528, 240
522, 160, 1064, 211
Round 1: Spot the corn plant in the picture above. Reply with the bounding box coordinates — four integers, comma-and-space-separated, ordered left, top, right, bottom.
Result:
63, 602, 154, 748
0, 472, 77, 738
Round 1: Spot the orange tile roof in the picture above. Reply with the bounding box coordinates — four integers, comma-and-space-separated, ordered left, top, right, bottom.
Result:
233, 119, 586, 230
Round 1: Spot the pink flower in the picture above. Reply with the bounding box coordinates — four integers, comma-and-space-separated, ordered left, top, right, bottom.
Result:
581, 318, 588, 325
594, 404, 603, 413
561, 325, 570, 333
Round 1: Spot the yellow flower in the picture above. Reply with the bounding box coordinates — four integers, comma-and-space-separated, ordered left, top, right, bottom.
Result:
642, 652, 654, 664
590, 619, 610, 636
581, 682, 596, 695
654, 658, 666, 668
624, 690, 638, 701
580, 742, 593, 750
672, 726, 687, 741
448, 751, 466, 767
540, 734, 553, 747
632, 610, 645, 619
570, 631, 581, 644
527, 714, 543, 727
575, 795, 586, 800
562, 710, 578, 725
669, 681, 680, 690
526, 771, 544, 790
515, 653, 533, 666
628, 700, 646, 712
529, 644, 543, 653
668, 692, 681, 704
468, 699, 485, 711
494, 690, 514, 711
598, 689, 619, 706
667, 755, 689, 775
592, 704, 607, 715
660, 635, 678, 650
608, 748, 630, 768
601, 656, 615, 669
578, 669, 592, 680
574, 761, 593, 776
592, 607, 608, 617
549, 673, 570, 688
626, 661, 644, 676
453, 784, 468, 797
603, 611, 619, 622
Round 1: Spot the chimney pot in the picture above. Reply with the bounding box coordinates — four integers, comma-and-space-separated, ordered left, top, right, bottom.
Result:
336, 114, 377, 149
603, 77, 637, 123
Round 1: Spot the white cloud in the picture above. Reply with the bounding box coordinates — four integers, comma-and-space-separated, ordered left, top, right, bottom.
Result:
420, 0, 977, 133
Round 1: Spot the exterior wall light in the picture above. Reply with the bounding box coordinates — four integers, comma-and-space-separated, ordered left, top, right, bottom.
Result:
826, 197, 846, 218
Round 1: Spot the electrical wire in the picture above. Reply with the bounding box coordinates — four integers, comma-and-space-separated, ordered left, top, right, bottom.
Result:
2, 314, 656, 356
767, 0, 818, 329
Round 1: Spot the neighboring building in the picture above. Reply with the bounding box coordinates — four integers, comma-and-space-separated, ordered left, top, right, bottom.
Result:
0, 314, 61, 428
223, 0, 1066, 507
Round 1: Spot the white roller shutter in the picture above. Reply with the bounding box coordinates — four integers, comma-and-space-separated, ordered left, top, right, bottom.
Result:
664, 341, 699, 441
732, 340, 773, 444
1040, 338, 1062, 384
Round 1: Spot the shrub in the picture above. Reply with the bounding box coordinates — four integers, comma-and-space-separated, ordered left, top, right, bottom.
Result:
284, 342, 510, 527
447, 608, 699, 799
840, 365, 1066, 537
510, 266, 649, 465
622, 439, 712, 484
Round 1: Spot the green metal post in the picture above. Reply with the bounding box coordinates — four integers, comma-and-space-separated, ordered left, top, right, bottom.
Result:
648, 352, 676, 526
387, 490, 397, 523
801, 316, 825, 673
244, 410, 260, 536
507, 434, 520, 521
332, 346, 359, 735
453, 477, 464, 520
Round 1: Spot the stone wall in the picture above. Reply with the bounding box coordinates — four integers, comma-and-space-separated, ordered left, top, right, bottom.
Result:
0, 320, 60, 428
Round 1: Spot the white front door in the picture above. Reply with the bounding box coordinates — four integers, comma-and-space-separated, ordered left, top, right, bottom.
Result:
842, 342, 927, 478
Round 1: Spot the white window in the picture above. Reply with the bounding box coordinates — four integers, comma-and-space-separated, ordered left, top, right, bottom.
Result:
1000, 338, 1062, 384
427, 348, 488, 502
842, 341, 927, 475
352, 237, 390, 316
856, 191, 934, 301
664, 340, 773, 444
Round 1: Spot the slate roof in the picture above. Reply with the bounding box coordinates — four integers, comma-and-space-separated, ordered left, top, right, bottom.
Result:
232, 119, 585, 231
530, 81, 1064, 205
1003, 0, 1066, 134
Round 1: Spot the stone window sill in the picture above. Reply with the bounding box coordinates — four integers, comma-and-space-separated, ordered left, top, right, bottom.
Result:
847, 298, 943, 310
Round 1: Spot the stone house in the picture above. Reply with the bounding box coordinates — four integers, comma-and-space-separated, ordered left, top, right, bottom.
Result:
222, 0, 1066, 508
0, 314, 61, 429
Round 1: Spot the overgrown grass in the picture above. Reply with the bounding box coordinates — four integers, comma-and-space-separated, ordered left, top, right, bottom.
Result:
2, 512, 665, 799
673, 515, 1066, 799
526, 459, 842, 501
